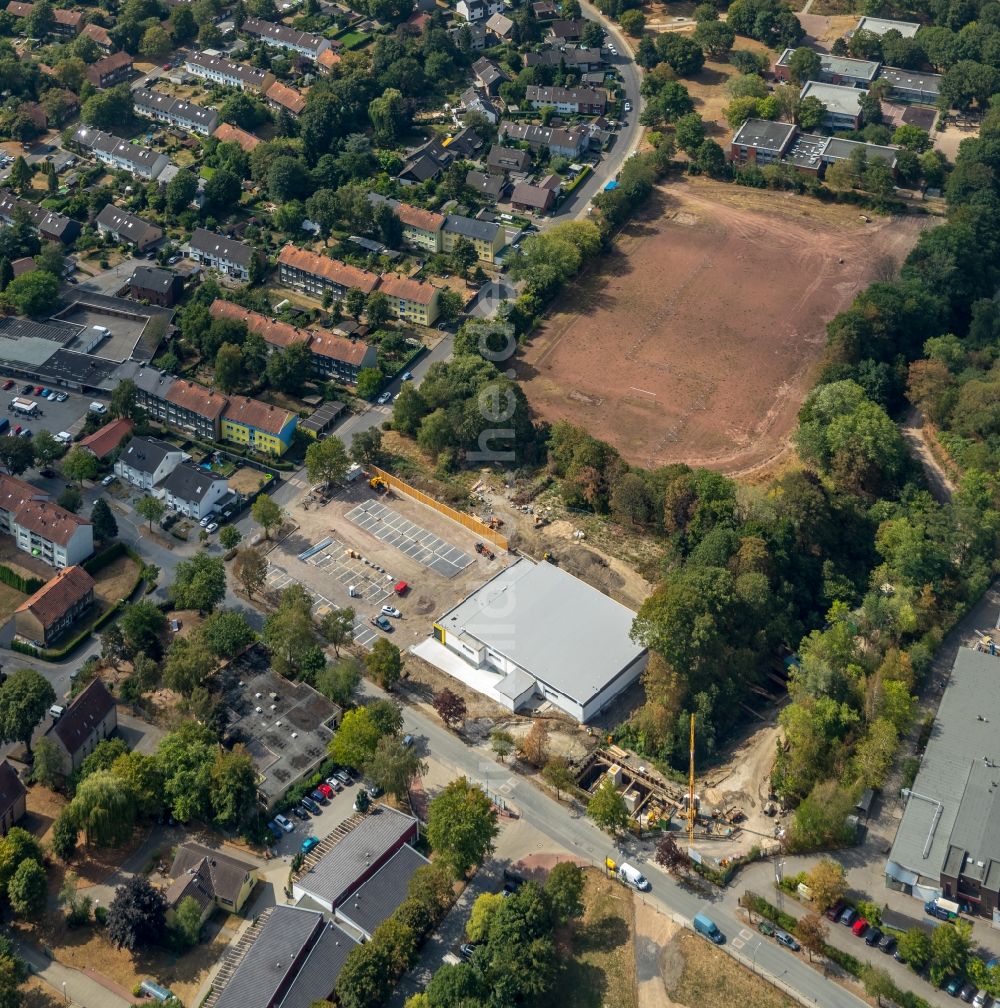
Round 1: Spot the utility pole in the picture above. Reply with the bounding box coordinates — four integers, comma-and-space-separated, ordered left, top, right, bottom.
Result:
687, 713, 696, 845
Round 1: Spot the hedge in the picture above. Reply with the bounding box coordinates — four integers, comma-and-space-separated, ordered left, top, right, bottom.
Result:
82, 541, 127, 575
0, 564, 44, 595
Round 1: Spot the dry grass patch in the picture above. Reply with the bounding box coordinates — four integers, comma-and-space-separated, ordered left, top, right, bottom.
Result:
0, 581, 27, 627
561, 869, 637, 1008
667, 932, 797, 1007
92, 554, 141, 605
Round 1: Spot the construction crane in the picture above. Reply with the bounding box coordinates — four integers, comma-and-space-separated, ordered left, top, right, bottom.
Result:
687, 713, 696, 844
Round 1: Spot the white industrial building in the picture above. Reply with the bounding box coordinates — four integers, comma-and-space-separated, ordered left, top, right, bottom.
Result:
415, 557, 647, 723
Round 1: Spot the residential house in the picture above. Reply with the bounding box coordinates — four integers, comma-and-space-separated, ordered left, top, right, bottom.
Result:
159, 462, 230, 518
184, 53, 276, 93
510, 180, 555, 212
548, 18, 585, 40
212, 122, 261, 151
368, 194, 445, 253
524, 46, 604, 71
472, 57, 508, 95
95, 204, 163, 252
334, 845, 430, 939
133, 88, 220, 135
77, 418, 134, 460
6, 2, 82, 34
525, 84, 606, 115
379, 275, 440, 326
81, 22, 114, 51
276, 244, 380, 302
879, 66, 942, 103
115, 436, 186, 490
799, 81, 866, 129
187, 227, 257, 281
208, 299, 311, 353
532, 0, 558, 17
460, 86, 500, 124
10, 257, 34, 278
265, 80, 307, 118
14, 565, 95, 647
442, 214, 503, 263
167, 843, 259, 923
0, 474, 93, 568
241, 16, 330, 59
128, 265, 183, 307
165, 379, 229, 441
85, 51, 133, 89
449, 20, 486, 49
44, 678, 116, 774
0, 191, 79, 243
317, 47, 343, 73
221, 396, 298, 457
0, 762, 25, 837
466, 169, 506, 201
773, 48, 879, 88
486, 11, 514, 40
456, 0, 502, 21
398, 126, 484, 184
309, 331, 377, 384
71, 127, 170, 180
499, 120, 588, 157
486, 143, 530, 174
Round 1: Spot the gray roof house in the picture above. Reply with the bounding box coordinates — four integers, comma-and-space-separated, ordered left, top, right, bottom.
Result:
70, 127, 171, 180
241, 16, 331, 59
334, 844, 429, 939
95, 205, 163, 252
158, 462, 229, 520
187, 228, 257, 281
133, 88, 220, 136
443, 214, 500, 244
114, 436, 186, 491
0, 191, 79, 243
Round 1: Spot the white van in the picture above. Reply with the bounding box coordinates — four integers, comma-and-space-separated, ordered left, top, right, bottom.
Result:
617, 863, 650, 891
89, 402, 107, 415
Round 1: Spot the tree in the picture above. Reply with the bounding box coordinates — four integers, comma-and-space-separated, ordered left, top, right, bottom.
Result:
542, 758, 576, 800
316, 658, 362, 707
520, 721, 549, 768
52, 812, 78, 862
797, 95, 826, 130
109, 378, 138, 421
140, 24, 172, 60
305, 436, 350, 487
674, 112, 706, 155
657, 33, 704, 77
163, 634, 215, 695
655, 834, 688, 872
467, 891, 505, 941
61, 447, 99, 487
619, 9, 645, 34
898, 927, 932, 971
0, 668, 55, 759
860, 964, 896, 1007
136, 494, 166, 531
203, 168, 242, 212
930, 919, 972, 986
450, 237, 478, 278
357, 367, 384, 401
234, 547, 267, 598
119, 600, 167, 657
201, 610, 255, 658
804, 858, 846, 913
491, 729, 515, 763
69, 770, 137, 847
426, 778, 498, 876
251, 495, 283, 538
366, 291, 390, 328
695, 139, 728, 178
106, 876, 167, 952
30, 430, 62, 467
319, 608, 355, 655
210, 745, 257, 829
787, 46, 821, 85
366, 637, 402, 690
693, 19, 734, 56
8, 858, 46, 918
7, 157, 30, 194
214, 343, 244, 393
588, 778, 629, 834
4, 270, 59, 316
219, 525, 242, 551
366, 735, 427, 800
30, 737, 64, 789
58, 486, 82, 513
170, 552, 227, 613
546, 861, 584, 924
796, 911, 828, 963
90, 498, 118, 541
0, 436, 35, 476
173, 895, 203, 947
433, 687, 467, 729
165, 170, 198, 216
0, 934, 27, 1008
329, 706, 385, 769
368, 88, 406, 144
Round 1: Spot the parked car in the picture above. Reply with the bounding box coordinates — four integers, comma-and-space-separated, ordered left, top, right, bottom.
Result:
324, 777, 343, 792
12, 425, 21, 436
266, 821, 283, 840
839, 907, 858, 926
972, 990, 992, 1008
20, 384, 31, 394
944, 977, 963, 997
826, 901, 845, 922
757, 921, 775, 937
775, 930, 800, 951
33, 386, 42, 395
624, 100, 632, 112
458, 943, 478, 960
401, 372, 413, 381
371, 615, 393, 632
334, 769, 352, 785
851, 918, 869, 937
377, 392, 392, 405
310, 789, 328, 805
317, 782, 334, 799
926, 900, 954, 921
367, 784, 384, 799
273, 814, 294, 832
199, 514, 215, 528
877, 934, 897, 955
960, 985, 977, 1004
101, 474, 115, 486
381, 605, 402, 618
300, 796, 320, 815
301, 836, 320, 854
290, 806, 309, 821
45, 390, 57, 400
1, 381, 12, 390
55, 391, 67, 401
865, 927, 883, 947
206, 522, 219, 533
402, 734, 414, 748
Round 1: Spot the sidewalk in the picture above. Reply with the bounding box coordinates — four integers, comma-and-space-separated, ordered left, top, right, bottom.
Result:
18, 941, 131, 1008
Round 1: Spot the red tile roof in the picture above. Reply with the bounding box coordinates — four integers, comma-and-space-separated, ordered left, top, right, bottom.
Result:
165, 379, 228, 420
81, 22, 113, 47
222, 394, 295, 436
0, 473, 90, 546
78, 418, 134, 459
277, 245, 380, 294
16, 565, 94, 630
265, 80, 306, 114
5, 1, 32, 15
213, 122, 261, 151
54, 9, 82, 27
396, 201, 444, 233
209, 299, 311, 350
379, 274, 438, 306
308, 331, 374, 365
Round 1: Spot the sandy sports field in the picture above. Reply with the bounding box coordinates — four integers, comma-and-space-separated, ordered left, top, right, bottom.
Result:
517, 177, 933, 475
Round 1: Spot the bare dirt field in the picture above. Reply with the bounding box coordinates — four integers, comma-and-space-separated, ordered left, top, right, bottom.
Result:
796, 12, 858, 49
517, 177, 933, 475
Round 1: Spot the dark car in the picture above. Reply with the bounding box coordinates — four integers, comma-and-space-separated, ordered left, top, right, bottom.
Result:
826, 900, 845, 922
944, 977, 963, 997
370, 615, 393, 632
367, 784, 384, 799
290, 806, 309, 821
310, 789, 328, 805
775, 930, 800, 951
458, 943, 478, 961
878, 934, 897, 955
960, 984, 977, 1003
865, 927, 883, 947
839, 907, 858, 927
300, 795, 321, 815
20, 384, 31, 394
894, 946, 908, 964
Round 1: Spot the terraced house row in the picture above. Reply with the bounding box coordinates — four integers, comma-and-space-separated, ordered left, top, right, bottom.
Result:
116, 361, 298, 456
275, 245, 442, 325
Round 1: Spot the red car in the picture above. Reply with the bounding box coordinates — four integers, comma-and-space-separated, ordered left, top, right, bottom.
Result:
13, 425, 22, 435
317, 782, 334, 799
851, 918, 869, 937
33, 386, 42, 395
2, 380, 12, 390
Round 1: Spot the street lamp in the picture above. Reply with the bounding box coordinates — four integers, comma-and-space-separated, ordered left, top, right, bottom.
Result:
62, 981, 67, 1003
751, 940, 762, 974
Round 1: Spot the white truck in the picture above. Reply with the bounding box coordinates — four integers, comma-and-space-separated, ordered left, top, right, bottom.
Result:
10, 398, 38, 416
616, 862, 650, 891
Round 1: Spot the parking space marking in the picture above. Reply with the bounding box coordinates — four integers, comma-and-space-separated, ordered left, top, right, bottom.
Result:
731, 936, 746, 950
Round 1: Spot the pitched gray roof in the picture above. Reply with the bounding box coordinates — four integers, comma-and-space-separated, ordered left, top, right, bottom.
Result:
186, 52, 272, 87
119, 436, 177, 474
46, 679, 114, 757
336, 844, 429, 938
169, 842, 256, 906
443, 214, 499, 242
95, 204, 162, 246
159, 462, 226, 504
133, 88, 220, 131
189, 227, 254, 268
278, 921, 357, 1008
129, 266, 177, 293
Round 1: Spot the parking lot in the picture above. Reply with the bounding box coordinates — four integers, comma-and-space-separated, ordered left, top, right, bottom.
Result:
2, 382, 98, 440
265, 773, 364, 857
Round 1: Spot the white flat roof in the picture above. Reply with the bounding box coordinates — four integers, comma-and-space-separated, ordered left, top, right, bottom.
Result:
856, 16, 921, 36
436, 557, 645, 706
800, 81, 865, 117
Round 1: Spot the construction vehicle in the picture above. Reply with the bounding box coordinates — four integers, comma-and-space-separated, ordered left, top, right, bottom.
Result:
543, 552, 556, 564
370, 476, 388, 493
486, 516, 503, 530
474, 542, 495, 561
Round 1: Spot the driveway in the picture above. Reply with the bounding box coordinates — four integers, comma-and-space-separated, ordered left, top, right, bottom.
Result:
72, 258, 147, 297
